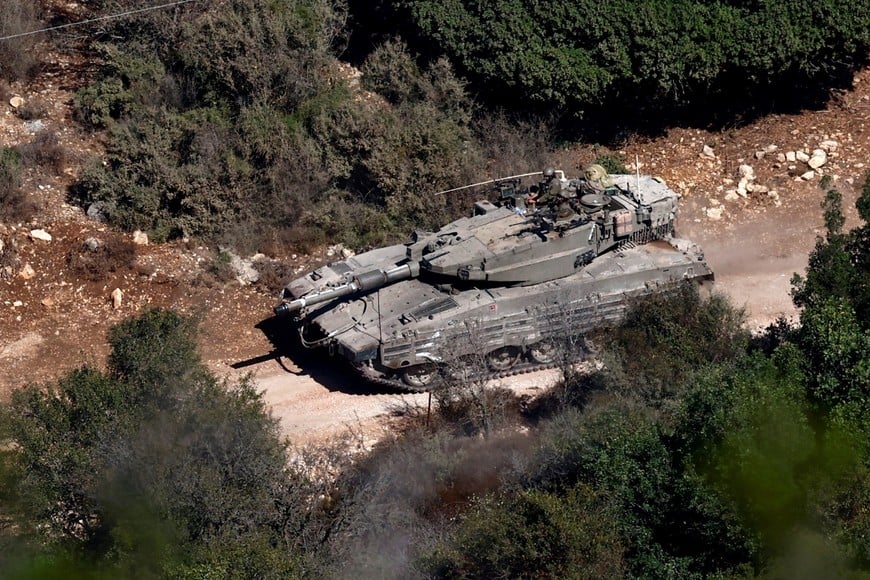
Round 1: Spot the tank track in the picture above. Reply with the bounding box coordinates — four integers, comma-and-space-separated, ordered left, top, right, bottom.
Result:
359, 356, 571, 393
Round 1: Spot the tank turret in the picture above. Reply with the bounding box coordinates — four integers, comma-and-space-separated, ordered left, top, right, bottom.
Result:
273, 166, 713, 389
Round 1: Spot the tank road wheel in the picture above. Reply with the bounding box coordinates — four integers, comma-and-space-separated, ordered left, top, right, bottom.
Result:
486, 346, 520, 371
444, 356, 484, 382
529, 340, 558, 364
402, 364, 436, 389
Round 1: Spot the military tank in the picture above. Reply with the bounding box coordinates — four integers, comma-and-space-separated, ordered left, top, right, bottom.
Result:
273, 166, 714, 390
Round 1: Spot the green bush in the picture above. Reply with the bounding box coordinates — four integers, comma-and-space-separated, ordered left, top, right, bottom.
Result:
593, 284, 748, 406
422, 487, 626, 578
0, 148, 22, 196
0, 308, 309, 575
594, 152, 629, 174
521, 397, 758, 577
69, 1, 492, 249
399, 0, 870, 120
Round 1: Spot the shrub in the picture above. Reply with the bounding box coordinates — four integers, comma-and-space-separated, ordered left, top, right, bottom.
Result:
0, 148, 35, 222
69, 7, 491, 249
13, 97, 49, 121
593, 152, 629, 174
16, 131, 66, 175
252, 258, 294, 294
600, 284, 748, 405
0, 1, 41, 81
66, 235, 136, 281
0, 308, 310, 574
422, 487, 626, 579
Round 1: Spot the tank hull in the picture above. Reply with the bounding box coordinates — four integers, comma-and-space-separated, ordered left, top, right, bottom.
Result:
294, 238, 713, 390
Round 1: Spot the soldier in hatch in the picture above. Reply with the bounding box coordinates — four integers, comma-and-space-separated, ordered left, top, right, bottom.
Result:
578, 163, 614, 196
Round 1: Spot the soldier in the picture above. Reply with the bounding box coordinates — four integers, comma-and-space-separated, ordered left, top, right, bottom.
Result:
579, 163, 614, 196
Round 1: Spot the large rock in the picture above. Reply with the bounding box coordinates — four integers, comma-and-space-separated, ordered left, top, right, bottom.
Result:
86, 203, 107, 222
30, 229, 52, 242
746, 183, 769, 194
111, 288, 123, 309
738, 164, 755, 180
221, 248, 260, 286
808, 149, 828, 169
132, 230, 149, 245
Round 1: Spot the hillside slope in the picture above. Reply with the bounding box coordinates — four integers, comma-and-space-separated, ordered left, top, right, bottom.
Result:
2, 41, 869, 439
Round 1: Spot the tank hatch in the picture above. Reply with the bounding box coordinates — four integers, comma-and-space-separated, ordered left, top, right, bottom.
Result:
400, 296, 459, 324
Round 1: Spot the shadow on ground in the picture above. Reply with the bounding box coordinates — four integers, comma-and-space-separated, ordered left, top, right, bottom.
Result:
230, 315, 403, 396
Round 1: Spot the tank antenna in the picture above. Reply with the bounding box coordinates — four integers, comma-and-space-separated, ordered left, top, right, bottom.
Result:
433, 171, 543, 196
636, 155, 641, 192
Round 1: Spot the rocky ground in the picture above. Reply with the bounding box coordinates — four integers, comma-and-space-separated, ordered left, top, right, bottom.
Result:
1, 48, 868, 442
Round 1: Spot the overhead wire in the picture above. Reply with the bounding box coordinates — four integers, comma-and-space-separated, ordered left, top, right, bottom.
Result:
0, 0, 200, 42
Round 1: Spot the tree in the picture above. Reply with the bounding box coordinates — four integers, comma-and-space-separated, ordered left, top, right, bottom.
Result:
433, 319, 518, 437
792, 180, 870, 415
0, 309, 308, 575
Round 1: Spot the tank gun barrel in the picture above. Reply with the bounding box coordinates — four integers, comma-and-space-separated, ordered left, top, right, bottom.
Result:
274, 262, 420, 316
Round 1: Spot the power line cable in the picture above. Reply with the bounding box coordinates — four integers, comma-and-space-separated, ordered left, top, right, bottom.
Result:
0, 0, 200, 42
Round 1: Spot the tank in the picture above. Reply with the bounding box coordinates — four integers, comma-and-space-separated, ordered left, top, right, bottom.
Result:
273, 166, 714, 390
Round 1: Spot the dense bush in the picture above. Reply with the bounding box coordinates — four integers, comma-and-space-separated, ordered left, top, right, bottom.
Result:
422, 486, 626, 578
565, 284, 749, 408
0, 309, 324, 576
69, 2, 498, 251
399, 0, 870, 123
791, 181, 870, 419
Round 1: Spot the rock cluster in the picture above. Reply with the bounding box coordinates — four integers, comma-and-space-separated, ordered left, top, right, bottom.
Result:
701, 138, 841, 220
326, 244, 355, 260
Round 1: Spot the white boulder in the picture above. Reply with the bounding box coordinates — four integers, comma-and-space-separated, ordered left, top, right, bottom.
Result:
808, 149, 828, 169
30, 229, 52, 242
